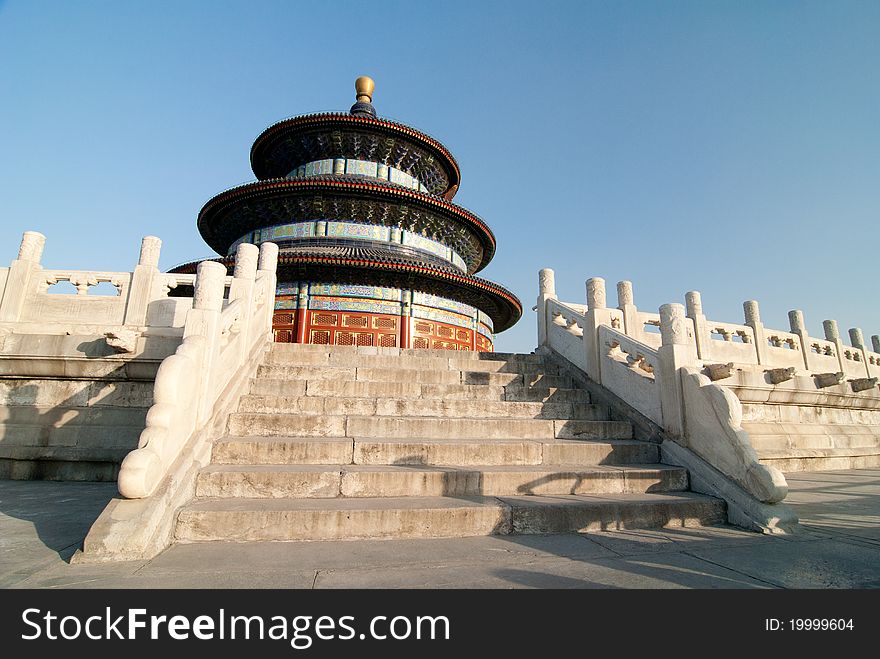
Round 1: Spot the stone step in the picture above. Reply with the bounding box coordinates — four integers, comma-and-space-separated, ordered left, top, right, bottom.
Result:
175, 492, 725, 542
236, 395, 608, 420
503, 386, 591, 404
225, 413, 632, 440
212, 437, 657, 467
254, 364, 573, 388
269, 343, 548, 364
266, 346, 555, 373
249, 378, 592, 404
354, 438, 656, 466
196, 463, 688, 498
348, 416, 632, 440
213, 436, 355, 465
757, 443, 880, 472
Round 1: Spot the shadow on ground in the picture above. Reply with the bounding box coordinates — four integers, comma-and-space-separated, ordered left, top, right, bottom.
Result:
0, 480, 116, 586
3, 469, 880, 589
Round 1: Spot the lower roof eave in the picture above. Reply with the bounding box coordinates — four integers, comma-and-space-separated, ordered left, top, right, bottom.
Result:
168, 253, 522, 332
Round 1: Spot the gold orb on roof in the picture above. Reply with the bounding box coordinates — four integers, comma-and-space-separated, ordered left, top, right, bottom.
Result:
355, 76, 375, 103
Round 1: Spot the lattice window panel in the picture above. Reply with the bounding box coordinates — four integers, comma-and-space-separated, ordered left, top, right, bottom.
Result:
437, 326, 454, 339
432, 340, 457, 350
274, 313, 294, 324
335, 332, 354, 346
312, 313, 338, 326
414, 321, 433, 335
373, 316, 397, 330
413, 337, 430, 349
475, 334, 493, 352
310, 330, 331, 345
456, 329, 470, 342
343, 315, 369, 328
274, 329, 293, 343
378, 334, 397, 348
355, 333, 374, 347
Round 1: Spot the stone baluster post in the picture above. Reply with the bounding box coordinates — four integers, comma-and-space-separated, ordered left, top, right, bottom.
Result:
823, 319, 846, 375
787, 310, 811, 371
0, 231, 46, 323
744, 300, 768, 365
123, 236, 162, 326
186, 260, 228, 421
617, 280, 639, 339
229, 243, 259, 352
849, 327, 865, 350
685, 291, 709, 360
536, 268, 557, 349
257, 242, 279, 333
583, 276, 609, 382
872, 335, 880, 354
657, 302, 697, 437
848, 327, 871, 377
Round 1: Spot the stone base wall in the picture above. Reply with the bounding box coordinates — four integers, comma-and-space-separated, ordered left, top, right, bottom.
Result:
742, 402, 880, 472
0, 377, 153, 481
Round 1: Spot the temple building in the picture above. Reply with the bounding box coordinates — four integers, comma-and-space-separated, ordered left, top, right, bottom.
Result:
172, 77, 521, 351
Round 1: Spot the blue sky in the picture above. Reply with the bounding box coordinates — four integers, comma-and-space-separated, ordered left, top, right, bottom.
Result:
1, 1, 877, 353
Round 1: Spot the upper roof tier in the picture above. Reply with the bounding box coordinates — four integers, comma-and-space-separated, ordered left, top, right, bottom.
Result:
249, 78, 461, 199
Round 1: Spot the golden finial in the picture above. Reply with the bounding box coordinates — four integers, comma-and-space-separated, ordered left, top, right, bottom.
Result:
355, 76, 375, 103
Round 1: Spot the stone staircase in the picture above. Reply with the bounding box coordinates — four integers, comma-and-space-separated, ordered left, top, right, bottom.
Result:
174, 344, 725, 543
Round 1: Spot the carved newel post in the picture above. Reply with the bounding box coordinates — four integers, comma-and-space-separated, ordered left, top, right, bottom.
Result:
257, 241, 280, 331
787, 309, 811, 371
258, 241, 279, 274
586, 277, 606, 310
228, 243, 260, 348
686, 291, 709, 360
848, 327, 871, 378
657, 302, 697, 437
617, 280, 638, 338
188, 260, 229, 420
582, 277, 609, 382
744, 300, 768, 364
233, 243, 259, 281
849, 327, 865, 350
873, 335, 880, 355
124, 236, 163, 326
823, 319, 847, 375
193, 261, 227, 312
0, 231, 47, 323
18, 231, 46, 263
536, 268, 558, 348
139, 236, 162, 267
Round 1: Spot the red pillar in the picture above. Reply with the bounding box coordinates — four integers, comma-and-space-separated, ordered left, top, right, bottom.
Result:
400, 290, 412, 349
295, 308, 308, 344
295, 283, 309, 344
400, 315, 411, 349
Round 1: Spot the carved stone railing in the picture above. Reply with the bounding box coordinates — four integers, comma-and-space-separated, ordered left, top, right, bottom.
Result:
118, 241, 276, 499
538, 267, 880, 529
537, 269, 799, 533
78, 242, 278, 561
597, 325, 662, 426
0, 231, 200, 334
545, 298, 591, 372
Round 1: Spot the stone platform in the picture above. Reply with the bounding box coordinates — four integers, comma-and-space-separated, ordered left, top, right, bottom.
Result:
2, 469, 879, 588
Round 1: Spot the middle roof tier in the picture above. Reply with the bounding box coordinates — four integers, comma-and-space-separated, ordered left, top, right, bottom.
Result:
196, 175, 497, 274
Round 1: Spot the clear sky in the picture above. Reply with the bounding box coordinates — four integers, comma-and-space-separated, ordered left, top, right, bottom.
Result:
1, 1, 877, 354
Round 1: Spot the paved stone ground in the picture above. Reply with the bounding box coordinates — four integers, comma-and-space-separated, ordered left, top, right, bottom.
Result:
1, 469, 879, 589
